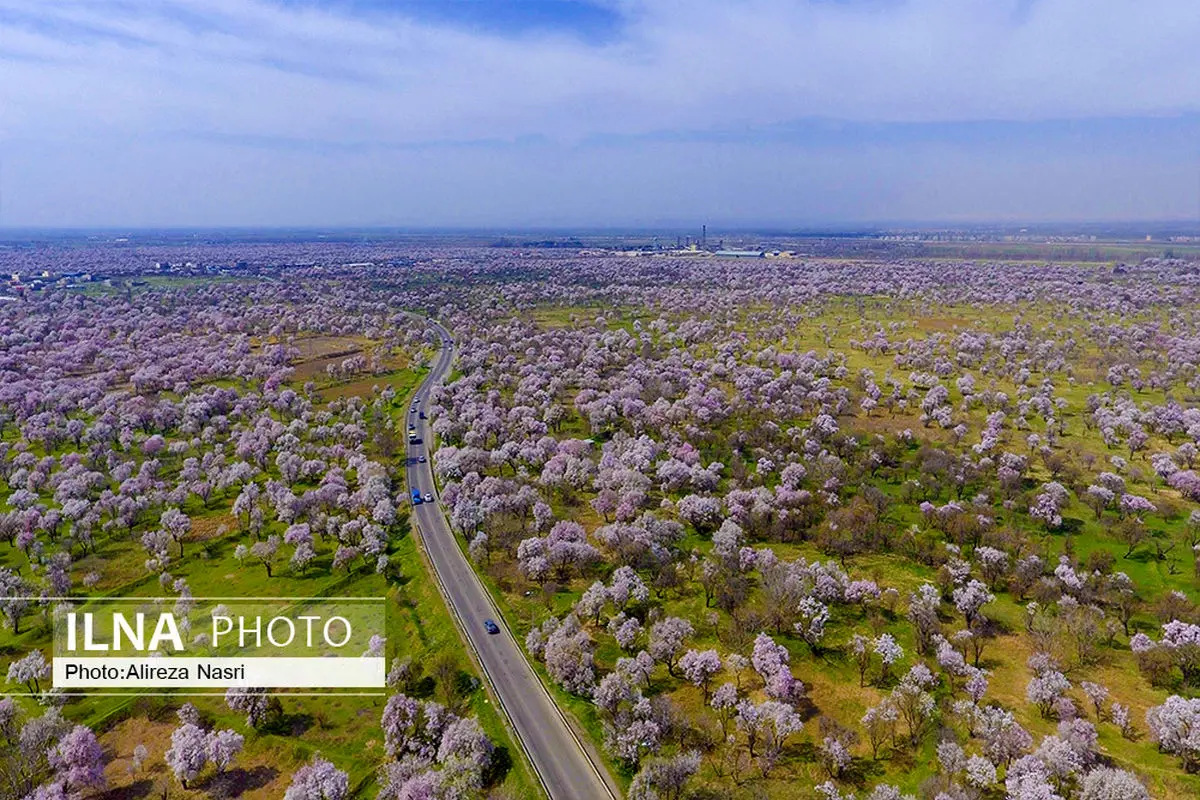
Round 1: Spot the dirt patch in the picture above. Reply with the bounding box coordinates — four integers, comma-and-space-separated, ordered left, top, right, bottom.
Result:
288, 335, 372, 362
914, 316, 972, 332
320, 375, 390, 402
269, 334, 386, 383
844, 412, 952, 443
98, 717, 175, 797
193, 513, 237, 542
291, 352, 364, 382
99, 717, 289, 799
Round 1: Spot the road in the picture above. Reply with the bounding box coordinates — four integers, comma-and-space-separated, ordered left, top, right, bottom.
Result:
403, 322, 619, 800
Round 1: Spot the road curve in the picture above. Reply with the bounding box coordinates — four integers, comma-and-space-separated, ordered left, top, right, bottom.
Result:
404, 321, 620, 800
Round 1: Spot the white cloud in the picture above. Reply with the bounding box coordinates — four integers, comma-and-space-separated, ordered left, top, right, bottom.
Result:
2, 0, 1199, 147
1, 0, 1198, 226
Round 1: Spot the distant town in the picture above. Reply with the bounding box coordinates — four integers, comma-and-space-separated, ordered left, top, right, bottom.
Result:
2, 224, 1199, 301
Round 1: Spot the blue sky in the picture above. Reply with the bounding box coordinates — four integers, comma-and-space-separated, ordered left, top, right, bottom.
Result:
319, 1, 626, 42
1, 0, 1199, 227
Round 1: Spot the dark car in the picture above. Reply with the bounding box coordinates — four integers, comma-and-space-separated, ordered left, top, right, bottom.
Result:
483, 619, 500, 635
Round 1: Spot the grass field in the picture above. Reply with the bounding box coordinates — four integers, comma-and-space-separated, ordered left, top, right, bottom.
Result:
433, 287, 1200, 799
0, 325, 540, 799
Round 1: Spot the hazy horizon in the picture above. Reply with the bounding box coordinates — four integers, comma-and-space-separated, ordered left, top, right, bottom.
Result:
2, 220, 1199, 237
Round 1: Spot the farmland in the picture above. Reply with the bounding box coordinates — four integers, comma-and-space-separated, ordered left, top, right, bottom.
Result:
0, 266, 539, 799
3, 245, 1200, 800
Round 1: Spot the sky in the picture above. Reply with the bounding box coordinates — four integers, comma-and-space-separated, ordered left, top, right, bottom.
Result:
1, 0, 1199, 228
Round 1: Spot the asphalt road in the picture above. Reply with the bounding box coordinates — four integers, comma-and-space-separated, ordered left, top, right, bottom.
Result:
404, 323, 619, 800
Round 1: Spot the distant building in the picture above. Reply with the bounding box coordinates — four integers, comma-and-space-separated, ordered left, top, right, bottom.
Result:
714, 250, 765, 258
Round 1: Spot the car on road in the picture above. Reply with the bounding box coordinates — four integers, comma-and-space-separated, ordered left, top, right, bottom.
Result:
418, 455, 427, 463
423, 492, 433, 502
483, 619, 500, 635
411, 489, 423, 505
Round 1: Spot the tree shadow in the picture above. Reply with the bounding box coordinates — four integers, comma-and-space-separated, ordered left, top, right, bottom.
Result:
842, 755, 885, 788
975, 656, 1008, 671
870, 673, 901, 691
453, 670, 480, 702
484, 745, 514, 787
199, 765, 279, 798
260, 711, 314, 737
888, 746, 919, 773
410, 674, 437, 699
795, 696, 821, 723
792, 740, 819, 763
96, 779, 154, 799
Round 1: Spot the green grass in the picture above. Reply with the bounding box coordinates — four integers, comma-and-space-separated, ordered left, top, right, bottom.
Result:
14, 275, 1200, 797
1, 517, 543, 797
69, 274, 260, 297
452, 528, 631, 792
434, 293, 1200, 798
0, 341, 540, 798
386, 531, 545, 799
